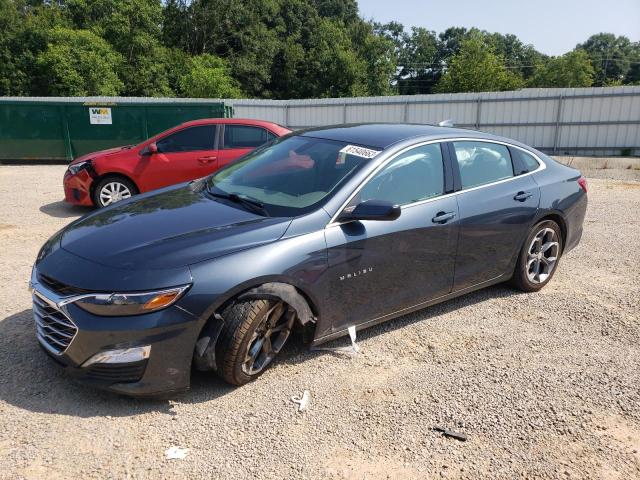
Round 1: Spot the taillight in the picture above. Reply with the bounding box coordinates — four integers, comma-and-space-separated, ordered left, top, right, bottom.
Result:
577, 176, 588, 193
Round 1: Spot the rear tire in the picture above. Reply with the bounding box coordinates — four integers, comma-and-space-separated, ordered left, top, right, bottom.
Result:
510, 220, 563, 292
92, 176, 138, 208
216, 299, 295, 386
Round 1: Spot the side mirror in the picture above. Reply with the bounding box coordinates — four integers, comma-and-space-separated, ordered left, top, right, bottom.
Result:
142, 143, 158, 156
338, 199, 401, 222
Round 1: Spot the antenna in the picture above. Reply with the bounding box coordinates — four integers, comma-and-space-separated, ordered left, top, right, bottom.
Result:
438, 119, 454, 127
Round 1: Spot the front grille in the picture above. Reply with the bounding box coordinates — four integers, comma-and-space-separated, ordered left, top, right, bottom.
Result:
32, 292, 78, 355
85, 362, 147, 383
38, 273, 91, 296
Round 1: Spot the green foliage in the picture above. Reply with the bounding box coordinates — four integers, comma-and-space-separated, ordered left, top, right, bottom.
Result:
303, 18, 365, 97
577, 33, 635, 86
529, 50, 595, 88
178, 54, 243, 98
65, 0, 172, 96
486, 33, 547, 80
35, 27, 123, 96
0, 0, 638, 98
0, 0, 23, 95
351, 22, 396, 96
435, 33, 524, 93
399, 27, 439, 94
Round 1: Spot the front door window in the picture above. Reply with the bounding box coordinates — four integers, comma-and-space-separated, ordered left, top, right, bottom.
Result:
156, 125, 216, 153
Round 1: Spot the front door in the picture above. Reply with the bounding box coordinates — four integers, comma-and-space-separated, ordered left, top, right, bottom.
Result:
138, 124, 218, 191
320, 142, 459, 338
449, 140, 541, 291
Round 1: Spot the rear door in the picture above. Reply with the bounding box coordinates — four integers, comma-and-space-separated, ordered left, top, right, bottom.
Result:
321, 142, 459, 337
217, 125, 277, 168
140, 124, 218, 190
449, 140, 541, 291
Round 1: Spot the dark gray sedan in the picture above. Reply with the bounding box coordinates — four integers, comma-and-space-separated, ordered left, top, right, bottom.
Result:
31, 124, 587, 396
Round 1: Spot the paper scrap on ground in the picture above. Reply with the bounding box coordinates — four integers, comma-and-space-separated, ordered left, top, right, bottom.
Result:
165, 446, 190, 460
291, 390, 310, 412
312, 325, 360, 355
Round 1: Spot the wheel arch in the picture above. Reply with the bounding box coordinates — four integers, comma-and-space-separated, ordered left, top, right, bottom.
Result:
534, 211, 567, 250
192, 278, 320, 372
507, 210, 568, 278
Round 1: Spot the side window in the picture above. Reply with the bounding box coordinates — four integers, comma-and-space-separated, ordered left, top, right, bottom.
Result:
224, 125, 271, 148
510, 147, 541, 175
156, 125, 215, 153
453, 141, 514, 189
357, 143, 444, 206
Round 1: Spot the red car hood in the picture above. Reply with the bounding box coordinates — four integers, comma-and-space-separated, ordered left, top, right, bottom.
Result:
70, 145, 135, 165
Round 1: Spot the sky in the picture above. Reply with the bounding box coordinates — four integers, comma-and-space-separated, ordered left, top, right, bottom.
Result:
357, 0, 640, 56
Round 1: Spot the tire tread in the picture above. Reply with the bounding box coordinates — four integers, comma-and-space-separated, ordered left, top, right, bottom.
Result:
216, 299, 270, 385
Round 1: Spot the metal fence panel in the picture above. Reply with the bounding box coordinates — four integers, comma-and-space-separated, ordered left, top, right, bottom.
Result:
230, 86, 640, 155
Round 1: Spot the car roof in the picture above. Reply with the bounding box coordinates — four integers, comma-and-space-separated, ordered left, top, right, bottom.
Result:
179, 118, 291, 133
297, 123, 496, 149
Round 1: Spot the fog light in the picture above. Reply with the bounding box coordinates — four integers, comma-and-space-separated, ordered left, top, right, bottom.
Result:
83, 346, 151, 367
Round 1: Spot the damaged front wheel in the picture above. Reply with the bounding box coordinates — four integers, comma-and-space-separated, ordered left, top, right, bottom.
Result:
216, 299, 295, 385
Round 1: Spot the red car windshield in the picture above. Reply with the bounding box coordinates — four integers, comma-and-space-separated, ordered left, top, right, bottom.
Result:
207, 135, 380, 217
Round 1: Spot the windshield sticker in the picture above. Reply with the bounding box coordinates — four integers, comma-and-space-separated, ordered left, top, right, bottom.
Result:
339, 145, 381, 159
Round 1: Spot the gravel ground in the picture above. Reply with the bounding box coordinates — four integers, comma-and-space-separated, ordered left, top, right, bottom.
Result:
0, 164, 639, 480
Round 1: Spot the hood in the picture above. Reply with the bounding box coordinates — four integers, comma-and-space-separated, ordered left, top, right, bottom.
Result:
71, 145, 135, 164
60, 185, 293, 270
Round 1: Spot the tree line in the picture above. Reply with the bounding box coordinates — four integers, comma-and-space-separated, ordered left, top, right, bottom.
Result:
0, 0, 638, 99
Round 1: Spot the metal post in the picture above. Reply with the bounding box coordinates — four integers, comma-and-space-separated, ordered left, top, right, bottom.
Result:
142, 106, 149, 139
553, 95, 564, 154
284, 104, 289, 128
403, 101, 409, 123
60, 105, 73, 161
343, 102, 347, 123
475, 97, 482, 130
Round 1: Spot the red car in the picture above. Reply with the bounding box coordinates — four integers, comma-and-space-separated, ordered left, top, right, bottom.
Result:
64, 119, 291, 207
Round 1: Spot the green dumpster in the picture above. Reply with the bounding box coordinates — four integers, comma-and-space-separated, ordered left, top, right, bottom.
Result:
0, 97, 233, 162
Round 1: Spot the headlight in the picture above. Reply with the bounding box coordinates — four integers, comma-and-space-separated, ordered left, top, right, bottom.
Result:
72, 285, 190, 316
68, 160, 92, 175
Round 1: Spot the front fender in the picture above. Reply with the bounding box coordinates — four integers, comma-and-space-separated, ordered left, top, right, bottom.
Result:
183, 230, 328, 370
238, 282, 315, 325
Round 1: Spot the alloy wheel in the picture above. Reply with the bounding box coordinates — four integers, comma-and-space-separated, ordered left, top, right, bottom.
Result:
99, 181, 132, 206
526, 227, 560, 284
242, 301, 294, 376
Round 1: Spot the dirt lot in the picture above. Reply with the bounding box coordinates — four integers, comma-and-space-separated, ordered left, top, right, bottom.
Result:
0, 164, 639, 479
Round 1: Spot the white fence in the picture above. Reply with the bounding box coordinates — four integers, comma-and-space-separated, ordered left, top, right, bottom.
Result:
229, 86, 640, 156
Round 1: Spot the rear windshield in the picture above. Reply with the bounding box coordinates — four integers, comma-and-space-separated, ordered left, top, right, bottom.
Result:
207, 135, 380, 217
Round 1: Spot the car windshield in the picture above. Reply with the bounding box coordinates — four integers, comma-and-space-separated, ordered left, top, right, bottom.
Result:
206, 135, 380, 217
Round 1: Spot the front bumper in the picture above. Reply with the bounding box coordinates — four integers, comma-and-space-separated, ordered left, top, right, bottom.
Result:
64, 169, 94, 206
30, 270, 202, 397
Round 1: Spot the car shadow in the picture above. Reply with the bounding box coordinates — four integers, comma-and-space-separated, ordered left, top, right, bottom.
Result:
0, 285, 522, 415
39, 200, 92, 218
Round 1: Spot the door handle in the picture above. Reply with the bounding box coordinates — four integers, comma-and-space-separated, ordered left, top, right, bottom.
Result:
198, 156, 217, 164
432, 211, 456, 224
513, 191, 533, 202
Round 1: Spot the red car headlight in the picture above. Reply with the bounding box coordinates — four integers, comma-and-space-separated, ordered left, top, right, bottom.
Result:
67, 160, 93, 176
